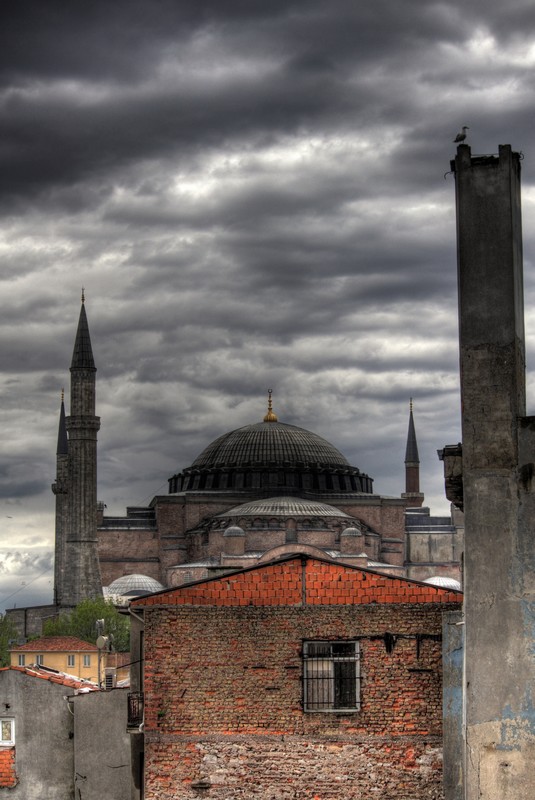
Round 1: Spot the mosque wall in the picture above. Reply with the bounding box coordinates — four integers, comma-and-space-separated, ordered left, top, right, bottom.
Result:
98, 529, 160, 586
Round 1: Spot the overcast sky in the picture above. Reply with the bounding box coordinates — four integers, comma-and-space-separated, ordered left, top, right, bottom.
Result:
2, 0, 535, 613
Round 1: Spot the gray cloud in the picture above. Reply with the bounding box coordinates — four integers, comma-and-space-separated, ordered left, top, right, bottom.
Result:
1, 0, 535, 610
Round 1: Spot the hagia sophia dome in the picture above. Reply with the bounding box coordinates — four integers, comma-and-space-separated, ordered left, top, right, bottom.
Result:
168, 393, 374, 496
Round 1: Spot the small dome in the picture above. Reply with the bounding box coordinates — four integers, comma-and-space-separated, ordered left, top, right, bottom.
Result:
423, 576, 461, 590
341, 526, 363, 537
224, 525, 245, 537
107, 573, 165, 597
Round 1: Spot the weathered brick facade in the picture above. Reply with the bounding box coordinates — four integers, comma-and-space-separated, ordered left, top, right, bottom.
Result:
133, 556, 461, 799
0, 748, 17, 788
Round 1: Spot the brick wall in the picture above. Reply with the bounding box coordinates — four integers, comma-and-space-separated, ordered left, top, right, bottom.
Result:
140, 557, 461, 607
137, 557, 461, 799
0, 748, 17, 788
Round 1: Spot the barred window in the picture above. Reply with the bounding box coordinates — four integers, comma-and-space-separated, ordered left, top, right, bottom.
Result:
303, 641, 360, 712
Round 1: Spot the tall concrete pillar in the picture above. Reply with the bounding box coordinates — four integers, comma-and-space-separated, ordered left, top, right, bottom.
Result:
452, 144, 535, 799
62, 297, 102, 606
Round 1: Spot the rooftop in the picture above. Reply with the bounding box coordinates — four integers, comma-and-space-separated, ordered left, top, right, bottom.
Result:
10, 636, 98, 652
1, 665, 99, 692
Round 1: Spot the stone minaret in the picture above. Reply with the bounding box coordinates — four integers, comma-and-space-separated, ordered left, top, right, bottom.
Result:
402, 399, 424, 507
51, 391, 69, 605
55, 294, 102, 607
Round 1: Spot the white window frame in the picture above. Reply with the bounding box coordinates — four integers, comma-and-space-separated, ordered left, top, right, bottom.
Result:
17, 654, 25, 667
83, 654, 91, 667
36, 654, 44, 666
0, 719, 15, 747
303, 640, 361, 712
67, 655, 75, 668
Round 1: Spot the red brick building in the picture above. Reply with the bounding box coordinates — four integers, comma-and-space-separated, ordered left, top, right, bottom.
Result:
129, 554, 462, 799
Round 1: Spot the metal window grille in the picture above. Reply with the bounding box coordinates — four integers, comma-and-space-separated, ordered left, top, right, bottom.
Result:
303, 641, 360, 712
104, 668, 117, 690
127, 692, 144, 727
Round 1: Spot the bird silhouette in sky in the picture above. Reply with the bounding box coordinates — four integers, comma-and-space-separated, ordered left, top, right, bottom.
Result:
453, 126, 469, 143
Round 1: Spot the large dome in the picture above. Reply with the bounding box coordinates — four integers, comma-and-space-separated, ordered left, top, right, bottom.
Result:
192, 422, 349, 470
168, 403, 373, 496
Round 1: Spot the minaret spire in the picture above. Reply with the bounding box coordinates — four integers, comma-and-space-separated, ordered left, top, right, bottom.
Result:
56, 388, 68, 456
52, 390, 69, 605
402, 398, 424, 507
71, 291, 95, 370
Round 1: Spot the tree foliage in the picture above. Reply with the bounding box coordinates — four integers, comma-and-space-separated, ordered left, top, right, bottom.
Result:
0, 614, 17, 667
43, 597, 130, 652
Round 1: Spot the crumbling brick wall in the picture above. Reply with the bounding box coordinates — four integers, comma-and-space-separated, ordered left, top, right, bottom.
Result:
139, 558, 460, 799
0, 748, 17, 788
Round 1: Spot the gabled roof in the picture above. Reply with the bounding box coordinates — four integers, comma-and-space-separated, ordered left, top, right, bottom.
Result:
133, 553, 462, 609
0, 665, 99, 691
10, 636, 98, 652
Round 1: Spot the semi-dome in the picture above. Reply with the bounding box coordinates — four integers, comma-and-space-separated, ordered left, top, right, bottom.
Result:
423, 576, 461, 591
168, 396, 373, 496
106, 573, 165, 597
217, 496, 353, 520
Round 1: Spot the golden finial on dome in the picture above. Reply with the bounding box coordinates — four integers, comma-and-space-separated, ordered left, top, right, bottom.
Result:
263, 389, 278, 422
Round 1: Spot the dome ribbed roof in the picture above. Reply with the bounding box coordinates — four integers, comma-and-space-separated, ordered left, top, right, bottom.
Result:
191, 421, 349, 469
218, 496, 352, 519
107, 573, 165, 596
168, 405, 374, 496
423, 576, 461, 590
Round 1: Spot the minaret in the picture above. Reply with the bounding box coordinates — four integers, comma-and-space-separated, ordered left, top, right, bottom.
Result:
60, 292, 102, 607
402, 399, 424, 507
52, 390, 69, 606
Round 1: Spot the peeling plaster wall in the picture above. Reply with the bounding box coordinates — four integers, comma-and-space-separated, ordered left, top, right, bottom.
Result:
453, 144, 535, 799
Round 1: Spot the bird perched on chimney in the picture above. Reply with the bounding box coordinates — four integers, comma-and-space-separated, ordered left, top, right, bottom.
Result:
453, 126, 469, 143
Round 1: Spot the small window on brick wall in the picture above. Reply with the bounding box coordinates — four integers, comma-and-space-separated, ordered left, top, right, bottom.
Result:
0, 719, 15, 747
303, 641, 360, 712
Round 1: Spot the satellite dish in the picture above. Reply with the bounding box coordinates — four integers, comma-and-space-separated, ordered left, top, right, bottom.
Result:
96, 635, 108, 650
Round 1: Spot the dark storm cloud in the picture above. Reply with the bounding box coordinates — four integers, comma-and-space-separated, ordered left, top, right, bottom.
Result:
2, 0, 535, 609
2, 0, 531, 207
